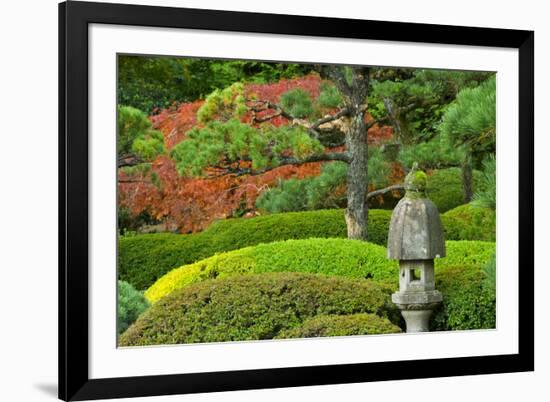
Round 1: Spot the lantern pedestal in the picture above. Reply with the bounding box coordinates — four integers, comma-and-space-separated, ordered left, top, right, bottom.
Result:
392, 289, 442, 333
400, 310, 434, 333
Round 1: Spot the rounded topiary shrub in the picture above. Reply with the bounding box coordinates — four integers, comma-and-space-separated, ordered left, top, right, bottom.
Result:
427, 168, 483, 213
144, 238, 398, 303
436, 240, 495, 269
277, 313, 401, 339
145, 239, 494, 304
441, 203, 496, 242
117, 280, 150, 335
119, 209, 392, 290
118, 232, 212, 291
119, 273, 398, 346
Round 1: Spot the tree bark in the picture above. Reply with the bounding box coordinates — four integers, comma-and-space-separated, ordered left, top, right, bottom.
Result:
315, 65, 371, 240
343, 67, 371, 240
462, 151, 473, 203
345, 109, 369, 240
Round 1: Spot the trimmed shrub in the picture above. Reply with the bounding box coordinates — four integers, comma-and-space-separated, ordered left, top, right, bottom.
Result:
118, 233, 211, 291
431, 264, 496, 331
117, 281, 150, 335
427, 167, 483, 213
277, 313, 401, 338
146, 239, 495, 303
436, 240, 495, 269
118, 209, 392, 290
119, 205, 494, 291
144, 238, 397, 303
441, 203, 496, 242
119, 273, 397, 346
482, 252, 496, 295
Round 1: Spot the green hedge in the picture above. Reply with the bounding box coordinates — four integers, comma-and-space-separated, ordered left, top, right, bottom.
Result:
120, 205, 495, 291
277, 313, 401, 338
441, 203, 496, 242
119, 273, 398, 346
144, 238, 396, 302
119, 209, 391, 290
145, 238, 495, 303
427, 167, 483, 213
431, 264, 496, 330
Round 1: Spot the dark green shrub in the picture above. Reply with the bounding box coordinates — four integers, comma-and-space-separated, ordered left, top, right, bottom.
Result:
482, 252, 496, 295
431, 264, 496, 331
118, 232, 211, 291
441, 204, 496, 242
207, 208, 389, 250
117, 281, 150, 335
427, 168, 483, 212
118, 209, 393, 290
277, 313, 401, 338
119, 273, 397, 346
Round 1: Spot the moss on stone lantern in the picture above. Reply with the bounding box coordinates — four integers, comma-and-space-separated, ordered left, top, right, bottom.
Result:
388, 163, 445, 332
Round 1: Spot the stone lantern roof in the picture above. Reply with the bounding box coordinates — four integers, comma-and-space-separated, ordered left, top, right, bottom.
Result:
387, 163, 446, 260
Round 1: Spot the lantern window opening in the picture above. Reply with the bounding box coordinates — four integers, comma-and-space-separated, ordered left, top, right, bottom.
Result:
410, 268, 422, 282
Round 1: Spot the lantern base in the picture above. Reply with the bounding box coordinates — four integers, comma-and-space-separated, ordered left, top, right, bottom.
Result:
392, 290, 442, 333
400, 309, 434, 333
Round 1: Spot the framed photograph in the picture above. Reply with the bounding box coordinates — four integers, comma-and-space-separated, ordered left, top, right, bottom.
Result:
59, 1, 534, 400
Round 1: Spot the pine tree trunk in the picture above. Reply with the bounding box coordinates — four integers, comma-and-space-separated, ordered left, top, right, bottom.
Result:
462, 152, 473, 203
345, 108, 369, 240
319, 65, 371, 241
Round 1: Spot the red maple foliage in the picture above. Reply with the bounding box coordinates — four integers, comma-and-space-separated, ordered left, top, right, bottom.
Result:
119, 74, 394, 233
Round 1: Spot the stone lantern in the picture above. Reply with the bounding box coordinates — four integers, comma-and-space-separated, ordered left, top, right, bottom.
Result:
388, 163, 445, 332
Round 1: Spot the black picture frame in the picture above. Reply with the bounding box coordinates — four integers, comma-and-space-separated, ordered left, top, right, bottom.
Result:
59, 1, 534, 400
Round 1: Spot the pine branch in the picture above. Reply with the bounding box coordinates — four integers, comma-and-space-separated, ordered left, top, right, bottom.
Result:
206, 152, 351, 178
117, 154, 143, 168
366, 184, 405, 200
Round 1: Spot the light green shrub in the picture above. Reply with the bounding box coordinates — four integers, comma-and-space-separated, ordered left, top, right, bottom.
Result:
144, 238, 397, 303
436, 240, 495, 269
145, 239, 495, 303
